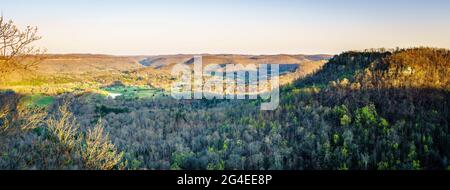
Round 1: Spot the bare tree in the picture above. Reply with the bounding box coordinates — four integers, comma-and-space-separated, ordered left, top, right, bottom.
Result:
0, 15, 45, 76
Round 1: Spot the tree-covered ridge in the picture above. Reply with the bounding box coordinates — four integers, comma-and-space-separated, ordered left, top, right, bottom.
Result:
294, 50, 391, 88
271, 47, 449, 169
363, 48, 450, 90
0, 48, 448, 170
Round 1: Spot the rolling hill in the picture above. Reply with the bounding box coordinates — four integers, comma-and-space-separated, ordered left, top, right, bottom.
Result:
0, 53, 331, 95
139, 54, 332, 70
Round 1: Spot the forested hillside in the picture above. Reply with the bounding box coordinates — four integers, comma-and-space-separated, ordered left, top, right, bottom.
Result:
0, 48, 448, 170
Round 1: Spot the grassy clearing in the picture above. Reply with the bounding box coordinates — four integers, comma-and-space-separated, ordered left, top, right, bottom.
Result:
21, 94, 55, 108
102, 85, 165, 99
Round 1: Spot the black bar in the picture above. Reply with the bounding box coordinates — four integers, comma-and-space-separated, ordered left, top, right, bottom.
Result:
1, 170, 448, 189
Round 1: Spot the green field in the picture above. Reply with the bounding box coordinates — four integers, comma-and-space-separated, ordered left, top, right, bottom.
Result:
102, 85, 165, 99
21, 95, 55, 108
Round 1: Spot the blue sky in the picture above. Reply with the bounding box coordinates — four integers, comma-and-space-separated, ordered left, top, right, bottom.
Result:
2, 0, 450, 55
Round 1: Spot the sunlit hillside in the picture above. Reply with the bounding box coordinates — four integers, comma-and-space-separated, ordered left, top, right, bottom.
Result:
0, 53, 329, 96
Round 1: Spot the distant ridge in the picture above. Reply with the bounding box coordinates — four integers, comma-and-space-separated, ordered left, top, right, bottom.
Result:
31, 53, 332, 74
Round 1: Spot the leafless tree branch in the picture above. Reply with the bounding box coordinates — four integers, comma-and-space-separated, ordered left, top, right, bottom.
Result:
0, 15, 46, 77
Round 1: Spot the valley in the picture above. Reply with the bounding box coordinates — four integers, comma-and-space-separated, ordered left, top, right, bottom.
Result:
0, 53, 329, 106
1, 47, 448, 170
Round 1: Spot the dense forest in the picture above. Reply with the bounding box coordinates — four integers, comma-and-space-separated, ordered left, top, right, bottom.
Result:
0, 47, 449, 170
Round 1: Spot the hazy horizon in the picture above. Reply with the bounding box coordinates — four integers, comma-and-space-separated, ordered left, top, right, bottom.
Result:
2, 0, 450, 55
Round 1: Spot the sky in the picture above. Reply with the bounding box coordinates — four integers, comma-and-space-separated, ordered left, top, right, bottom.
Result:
1, 0, 450, 55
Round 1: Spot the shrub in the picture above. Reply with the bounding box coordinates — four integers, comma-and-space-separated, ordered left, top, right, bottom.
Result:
81, 122, 124, 170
